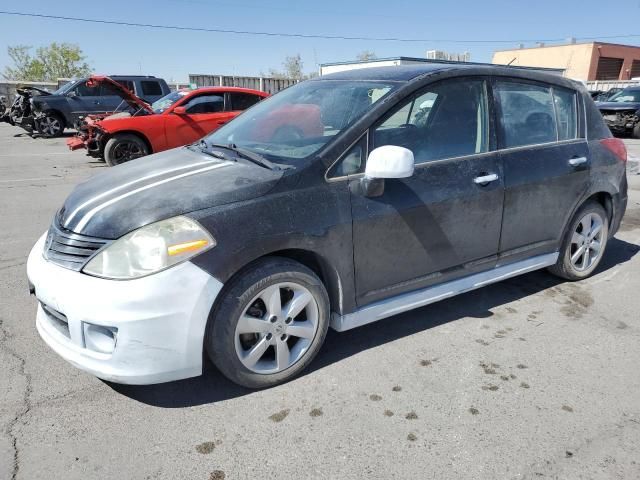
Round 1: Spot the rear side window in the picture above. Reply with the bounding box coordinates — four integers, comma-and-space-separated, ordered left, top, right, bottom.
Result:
229, 93, 262, 111
184, 94, 224, 114
373, 78, 489, 163
495, 81, 557, 148
141, 81, 163, 96
553, 88, 577, 141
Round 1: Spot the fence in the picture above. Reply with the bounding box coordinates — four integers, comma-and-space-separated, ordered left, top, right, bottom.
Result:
188, 74, 298, 94
585, 80, 640, 92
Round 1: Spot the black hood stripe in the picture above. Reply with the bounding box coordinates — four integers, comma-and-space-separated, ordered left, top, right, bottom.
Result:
63, 159, 220, 229
72, 162, 232, 233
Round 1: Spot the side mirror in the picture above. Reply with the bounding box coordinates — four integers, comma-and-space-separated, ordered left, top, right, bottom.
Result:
67, 91, 77, 98
359, 145, 414, 197
173, 106, 187, 115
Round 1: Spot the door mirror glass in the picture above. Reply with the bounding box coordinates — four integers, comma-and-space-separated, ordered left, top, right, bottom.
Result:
173, 106, 187, 115
67, 90, 77, 98
365, 145, 414, 179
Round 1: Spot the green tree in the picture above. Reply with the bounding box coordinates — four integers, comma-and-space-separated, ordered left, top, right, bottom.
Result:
3, 43, 91, 81
268, 54, 316, 80
356, 50, 377, 62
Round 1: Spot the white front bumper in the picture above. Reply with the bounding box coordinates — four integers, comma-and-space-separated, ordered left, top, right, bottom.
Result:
27, 233, 223, 385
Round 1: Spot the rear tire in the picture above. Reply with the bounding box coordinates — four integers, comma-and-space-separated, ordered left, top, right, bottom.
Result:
104, 133, 149, 167
548, 201, 609, 281
206, 257, 330, 389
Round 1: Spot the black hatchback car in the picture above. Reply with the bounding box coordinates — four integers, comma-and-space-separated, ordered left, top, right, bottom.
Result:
27, 65, 628, 388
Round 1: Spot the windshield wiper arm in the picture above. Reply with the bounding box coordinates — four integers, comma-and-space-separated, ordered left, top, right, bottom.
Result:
210, 143, 285, 170
193, 139, 231, 160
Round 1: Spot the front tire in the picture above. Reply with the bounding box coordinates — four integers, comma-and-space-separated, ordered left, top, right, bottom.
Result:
548, 201, 609, 281
104, 133, 149, 166
633, 123, 640, 140
36, 112, 65, 137
206, 257, 330, 389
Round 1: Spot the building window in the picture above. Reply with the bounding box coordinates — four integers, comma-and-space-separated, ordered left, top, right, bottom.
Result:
595, 57, 624, 80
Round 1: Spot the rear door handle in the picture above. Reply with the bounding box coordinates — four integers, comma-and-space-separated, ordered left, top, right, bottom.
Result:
569, 156, 587, 166
473, 173, 499, 185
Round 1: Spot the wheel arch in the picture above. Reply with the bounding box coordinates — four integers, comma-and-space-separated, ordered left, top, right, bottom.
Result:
40, 108, 67, 128
101, 129, 153, 154
211, 248, 345, 318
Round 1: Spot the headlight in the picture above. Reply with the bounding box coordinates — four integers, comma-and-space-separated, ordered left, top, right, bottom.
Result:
83, 216, 215, 280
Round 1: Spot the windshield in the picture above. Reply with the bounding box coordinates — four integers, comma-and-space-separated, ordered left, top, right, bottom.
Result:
204, 80, 398, 163
152, 90, 190, 113
53, 80, 79, 96
607, 89, 640, 103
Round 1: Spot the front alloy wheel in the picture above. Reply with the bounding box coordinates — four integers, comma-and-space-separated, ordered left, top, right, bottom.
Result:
235, 282, 319, 374
37, 113, 64, 137
207, 257, 330, 389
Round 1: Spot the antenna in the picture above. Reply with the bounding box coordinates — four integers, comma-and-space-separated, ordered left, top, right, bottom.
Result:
507, 57, 516, 66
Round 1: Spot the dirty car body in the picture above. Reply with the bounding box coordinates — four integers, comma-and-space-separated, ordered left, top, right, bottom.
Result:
28, 65, 628, 387
68, 83, 268, 164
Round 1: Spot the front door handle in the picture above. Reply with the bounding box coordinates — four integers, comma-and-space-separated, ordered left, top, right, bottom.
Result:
569, 156, 587, 166
473, 173, 499, 185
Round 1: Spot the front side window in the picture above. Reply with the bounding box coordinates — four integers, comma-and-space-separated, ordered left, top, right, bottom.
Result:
184, 94, 224, 114
373, 78, 489, 163
205, 80, 397, 164
495, 81, 557, 148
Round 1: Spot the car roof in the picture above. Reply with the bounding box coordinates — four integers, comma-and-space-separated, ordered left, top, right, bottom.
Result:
180, 86, 268, 96
316, 64, 580, 90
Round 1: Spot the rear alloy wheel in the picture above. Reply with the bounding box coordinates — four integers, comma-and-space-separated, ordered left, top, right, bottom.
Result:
104, 134, 149, 166
548, 201, 609, 280
207, 258, 329, 388
37, 113, 64, 137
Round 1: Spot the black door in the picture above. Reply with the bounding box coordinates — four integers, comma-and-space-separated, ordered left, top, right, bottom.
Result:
347, 78, 505, 306
493, 79, 590, 261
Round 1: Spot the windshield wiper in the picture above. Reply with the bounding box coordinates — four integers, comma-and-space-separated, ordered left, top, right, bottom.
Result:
192, 139, 231, 160
210, 143, 286, 170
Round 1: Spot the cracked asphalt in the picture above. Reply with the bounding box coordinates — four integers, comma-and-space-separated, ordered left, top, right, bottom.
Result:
1, 123, 640, 479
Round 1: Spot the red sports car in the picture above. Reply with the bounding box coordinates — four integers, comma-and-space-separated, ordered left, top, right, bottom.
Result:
67, 76, 268, 166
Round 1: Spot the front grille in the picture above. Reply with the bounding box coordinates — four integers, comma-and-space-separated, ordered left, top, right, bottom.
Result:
44, 221, 109, 271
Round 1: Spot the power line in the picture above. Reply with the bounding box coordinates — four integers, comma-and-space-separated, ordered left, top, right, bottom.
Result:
2, 10, 640, 45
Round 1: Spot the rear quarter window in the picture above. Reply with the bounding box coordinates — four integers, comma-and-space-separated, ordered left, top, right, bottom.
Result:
141, 81, 163, 96
229, 93, 263, 111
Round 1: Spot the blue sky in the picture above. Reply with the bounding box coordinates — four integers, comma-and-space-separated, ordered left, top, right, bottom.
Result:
1, 0, 639, 82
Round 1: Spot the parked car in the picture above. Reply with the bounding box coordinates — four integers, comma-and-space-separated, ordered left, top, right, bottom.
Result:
27, 65, 627, 389
596, 86, 640, 138
0, 94, 7, 119
68, 77, 268, 166
17, 75, 170, 138
590, 88, 623, 102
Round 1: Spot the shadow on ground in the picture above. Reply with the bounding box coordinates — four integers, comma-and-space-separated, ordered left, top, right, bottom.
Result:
110, 237, 639, 408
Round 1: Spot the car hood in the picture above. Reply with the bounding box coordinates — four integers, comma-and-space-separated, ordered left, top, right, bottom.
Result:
58, 146, 284, 239
596, 101, 640, 111
86, 76, 154, 114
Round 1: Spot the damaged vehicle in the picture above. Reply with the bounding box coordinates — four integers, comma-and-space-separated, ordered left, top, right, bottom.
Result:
2, 85, 51, 134
596, 86, 640, 138
32, 75, 170, 138
0, 94, 7, 120
27, 65, 627, 388
68, 79, 268, 166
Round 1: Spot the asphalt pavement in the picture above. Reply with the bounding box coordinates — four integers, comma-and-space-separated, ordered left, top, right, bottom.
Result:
1, 123, 639, 480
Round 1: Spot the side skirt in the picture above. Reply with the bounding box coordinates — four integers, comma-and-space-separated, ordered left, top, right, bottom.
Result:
330, 252, 558, 332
